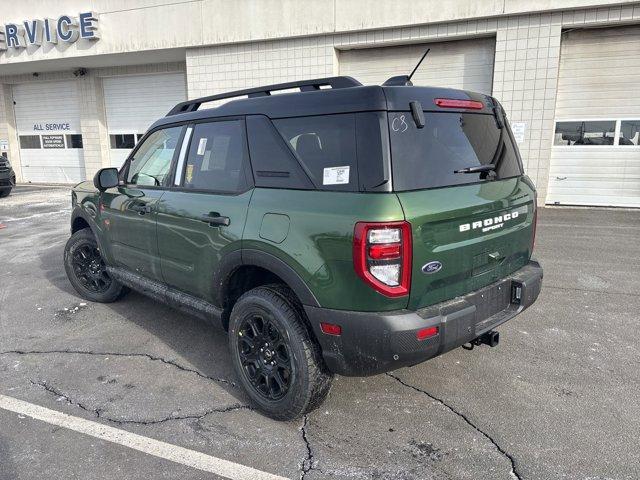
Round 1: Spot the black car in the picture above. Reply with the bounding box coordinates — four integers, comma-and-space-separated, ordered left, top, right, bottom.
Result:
0, 153, 16, 198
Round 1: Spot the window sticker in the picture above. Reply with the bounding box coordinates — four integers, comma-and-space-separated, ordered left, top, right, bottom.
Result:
197, 137, 207, 155
186, 164, 194, 183
323, 166, 350, 185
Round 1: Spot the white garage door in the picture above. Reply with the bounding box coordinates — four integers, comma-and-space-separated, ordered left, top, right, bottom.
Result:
103, 73, 187, 168
339, 37, 495, 94
13, 80, 85, 183
548, 26, 640, 207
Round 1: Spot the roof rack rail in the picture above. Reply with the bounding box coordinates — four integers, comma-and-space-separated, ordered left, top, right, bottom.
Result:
166, 76, 363, 116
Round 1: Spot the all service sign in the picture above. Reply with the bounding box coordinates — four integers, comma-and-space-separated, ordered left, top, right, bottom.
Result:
0, 12, 99, 50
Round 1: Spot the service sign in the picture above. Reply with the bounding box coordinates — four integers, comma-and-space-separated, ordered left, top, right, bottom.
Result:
0, 12, 99, 51
34, 122, 72, 132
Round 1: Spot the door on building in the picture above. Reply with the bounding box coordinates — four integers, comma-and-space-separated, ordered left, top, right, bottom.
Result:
102, 73, 187, 169
156, 119, 253, 303
338, 37, 496, 94
101, 125, 185, 281
549, 26, 640, 207
12, 80, 85, 183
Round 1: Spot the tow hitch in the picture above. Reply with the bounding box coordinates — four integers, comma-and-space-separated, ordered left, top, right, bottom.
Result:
462, 330, 500, 351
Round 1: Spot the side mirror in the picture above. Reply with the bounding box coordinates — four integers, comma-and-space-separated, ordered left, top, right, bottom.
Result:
93, 168, 119, 192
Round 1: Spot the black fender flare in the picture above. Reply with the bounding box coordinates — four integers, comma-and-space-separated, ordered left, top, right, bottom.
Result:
70, 206, 108, 258
212, 248, 320, 309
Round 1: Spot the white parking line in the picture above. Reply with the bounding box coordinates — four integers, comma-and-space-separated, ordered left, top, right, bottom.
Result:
0, 394, 288, 480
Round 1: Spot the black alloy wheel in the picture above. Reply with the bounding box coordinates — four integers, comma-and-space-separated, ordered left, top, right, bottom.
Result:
237, 312, 293, 401
63, 228, 128, 303
228, 285, 333, 420
71, 243, 112, 294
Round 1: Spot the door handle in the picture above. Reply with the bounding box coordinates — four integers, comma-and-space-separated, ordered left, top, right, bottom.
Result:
130, 204, 152, 215
199, 213, 230, 226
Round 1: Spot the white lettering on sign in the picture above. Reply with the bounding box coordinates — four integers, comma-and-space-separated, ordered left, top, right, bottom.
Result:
0, 12, 99, 51
34, 123, 71, 132
42, 135, 65, 149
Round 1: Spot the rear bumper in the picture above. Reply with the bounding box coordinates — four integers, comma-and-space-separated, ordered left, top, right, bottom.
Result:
305, 260, 543, 376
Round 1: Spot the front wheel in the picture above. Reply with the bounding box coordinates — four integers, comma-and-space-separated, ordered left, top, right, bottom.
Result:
228, 285, 333, 420
63, 228, 128, 303
0, 189, 10, 198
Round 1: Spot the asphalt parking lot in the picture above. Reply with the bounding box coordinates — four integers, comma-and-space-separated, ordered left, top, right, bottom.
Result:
1, 185, 639, 480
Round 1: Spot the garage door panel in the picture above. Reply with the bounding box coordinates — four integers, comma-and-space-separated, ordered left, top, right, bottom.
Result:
548, 26, 640, 206
103, 72, 186, 167
13, 80, 85, 183
548, 194, 640, 208
338, 37, 495, 94
103, 73, 186, 134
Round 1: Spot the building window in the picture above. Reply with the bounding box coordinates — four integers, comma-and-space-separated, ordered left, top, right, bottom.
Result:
110, 134, 136, 149
137, 134, 145, 142
619, 120, 640, 146
19, 135, 41, 149
554, 121, 617, 146
66, 134, 83, 149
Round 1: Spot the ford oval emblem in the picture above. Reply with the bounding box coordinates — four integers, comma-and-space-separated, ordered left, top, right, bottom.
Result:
422, 261, 443, 274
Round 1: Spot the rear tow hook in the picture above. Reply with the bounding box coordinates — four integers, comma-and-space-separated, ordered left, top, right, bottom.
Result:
462, 331, 500, 351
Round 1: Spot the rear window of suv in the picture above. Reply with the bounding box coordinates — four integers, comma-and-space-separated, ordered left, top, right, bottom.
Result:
389, 111, 523, 191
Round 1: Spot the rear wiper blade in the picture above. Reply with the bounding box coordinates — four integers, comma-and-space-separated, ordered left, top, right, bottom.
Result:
454, 164, 496, 174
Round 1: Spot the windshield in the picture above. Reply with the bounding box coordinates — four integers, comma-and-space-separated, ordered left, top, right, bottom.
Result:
389, 111, 523, 191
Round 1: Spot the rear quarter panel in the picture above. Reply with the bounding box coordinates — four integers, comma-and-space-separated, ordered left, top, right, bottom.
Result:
244, 189, 407, 311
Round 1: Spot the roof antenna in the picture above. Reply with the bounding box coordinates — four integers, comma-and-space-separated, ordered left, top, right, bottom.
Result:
383, 48, 431, 86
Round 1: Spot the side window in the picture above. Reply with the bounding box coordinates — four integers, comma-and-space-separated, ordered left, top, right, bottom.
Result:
182, 120, 248, 193
126, 126, 183, 186
273, 114, 358, 191
246, 115, 314, 190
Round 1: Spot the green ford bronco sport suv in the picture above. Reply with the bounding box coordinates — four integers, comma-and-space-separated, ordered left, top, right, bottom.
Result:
64, 76, 542, 420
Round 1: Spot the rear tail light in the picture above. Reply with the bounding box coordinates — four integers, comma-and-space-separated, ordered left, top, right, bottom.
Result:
353, 221, 412, 297
434, 98, 484, 110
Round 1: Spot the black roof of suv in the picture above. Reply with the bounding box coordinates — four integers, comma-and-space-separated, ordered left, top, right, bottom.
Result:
151, 76, 497, 130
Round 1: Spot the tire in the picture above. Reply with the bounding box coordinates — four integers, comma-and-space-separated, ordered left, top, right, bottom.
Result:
63, 228, 128, 303
228, 284, 333, 420
0, 189, 10, 198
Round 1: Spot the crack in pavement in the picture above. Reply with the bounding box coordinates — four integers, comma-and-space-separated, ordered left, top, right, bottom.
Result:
30, 379, 252, 425
386, 373, 522, 480
299, 414, 317, 480
544, 284, 638, 298
0, 349, 237, 387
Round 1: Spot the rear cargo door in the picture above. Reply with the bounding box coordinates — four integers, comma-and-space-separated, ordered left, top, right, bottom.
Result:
389, 110, 536, 310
